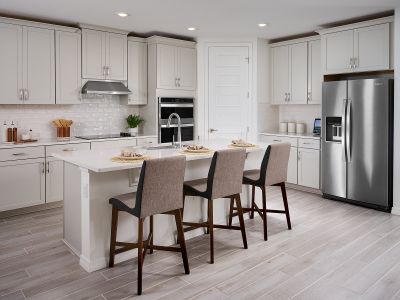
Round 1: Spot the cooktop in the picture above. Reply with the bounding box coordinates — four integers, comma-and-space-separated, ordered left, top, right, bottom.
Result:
76, 133, 131, 140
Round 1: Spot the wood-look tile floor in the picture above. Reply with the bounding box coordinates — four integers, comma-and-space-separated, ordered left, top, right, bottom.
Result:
1, 187, 400, 300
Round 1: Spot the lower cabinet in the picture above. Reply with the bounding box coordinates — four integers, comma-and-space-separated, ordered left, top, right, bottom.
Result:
0, 158, 46, 211
298, 148, 320, 189
45, 157, 64, 203
287, 147, 298, 184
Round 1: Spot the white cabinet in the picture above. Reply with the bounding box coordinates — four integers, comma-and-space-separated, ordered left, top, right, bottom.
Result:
0, 158, 45, 211
82, 29, 127, 81
156, 44, 196, 90
45, 157, 63, 203
271, 39, 317, 105
0, 23, 22, 104
320, 22, 390, 74
287, 147, 298, 184
271, 45, 289, 105
298, 148, 320, 189
127, 39, 147, 105
56, 30, 82, 104
0, 24, 55, 105
307, 40, 322, 104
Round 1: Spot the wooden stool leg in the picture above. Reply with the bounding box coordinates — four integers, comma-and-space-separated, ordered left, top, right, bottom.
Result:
208, 199, 214, 264
174, 209, 190, 274
137, 218, 144, 295
281, 182, 292, 230
149, 216, 154, 254
228, 197, 234, 226
250, 185, 255, 219
235, 194, 248, 249
109, 206, 118, 268
261, 186, 268, 241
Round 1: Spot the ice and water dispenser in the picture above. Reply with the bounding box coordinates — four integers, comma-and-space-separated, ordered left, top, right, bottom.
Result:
325, 117, 342, 142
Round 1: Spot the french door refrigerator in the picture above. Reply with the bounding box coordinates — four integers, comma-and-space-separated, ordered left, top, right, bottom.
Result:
321, 78, 393, 212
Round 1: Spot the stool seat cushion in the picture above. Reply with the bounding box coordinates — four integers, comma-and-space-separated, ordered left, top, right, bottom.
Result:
243, 169, 261, 185
109, 192, 140, 217
183, 178, 208, 198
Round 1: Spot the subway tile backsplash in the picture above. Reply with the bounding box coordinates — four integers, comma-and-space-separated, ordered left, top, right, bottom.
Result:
279, 104, 321, 133
0, 96, 138, 139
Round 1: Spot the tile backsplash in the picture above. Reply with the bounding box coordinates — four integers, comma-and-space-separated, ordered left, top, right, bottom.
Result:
279, 104, 321, 133
0, 96, 139, 139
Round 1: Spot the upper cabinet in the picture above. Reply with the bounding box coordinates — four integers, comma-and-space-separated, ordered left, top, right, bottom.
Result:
148, 37, 196, 91
0, 22, 55, 105
82, 28, 127, 81
319, 18, 392, 75
127, 38, 147, 105
56, 30, 82, 104
271, 37, 320, 105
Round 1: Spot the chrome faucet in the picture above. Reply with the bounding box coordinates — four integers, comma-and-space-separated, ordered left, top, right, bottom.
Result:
166, 113, 182, 148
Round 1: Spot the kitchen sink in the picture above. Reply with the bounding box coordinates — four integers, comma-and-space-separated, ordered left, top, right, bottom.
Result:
147, 144, 179, 150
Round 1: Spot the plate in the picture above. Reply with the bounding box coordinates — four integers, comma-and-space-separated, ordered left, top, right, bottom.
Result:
111, 156, 150, 163
230, 143, 256, 148
182, 148, 212, 154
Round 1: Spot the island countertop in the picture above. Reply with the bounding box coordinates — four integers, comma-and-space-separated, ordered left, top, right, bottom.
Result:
53, 139, 268, 173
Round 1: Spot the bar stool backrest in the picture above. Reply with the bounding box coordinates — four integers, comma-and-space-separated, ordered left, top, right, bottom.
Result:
207, 149, 246, 199
136, 156, 186, 218
259, 143, 291, 186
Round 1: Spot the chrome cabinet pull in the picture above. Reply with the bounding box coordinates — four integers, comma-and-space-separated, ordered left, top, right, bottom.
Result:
23, 89, 29, 100
46, 161, 50, 174
177, 78, 181, 87
209, 128, 218, 133
307, 92, 311, 102
19, 89, 24, 100
12, 153, 27, 156
107, 66, 111, 76
273, 139, 282, 142
349, 57, 353, 69
353, 57, 357, 69
287, 92, 290, 102
284, 93, 288, 102
41, 162, 45, 174
62, 148, 77, 152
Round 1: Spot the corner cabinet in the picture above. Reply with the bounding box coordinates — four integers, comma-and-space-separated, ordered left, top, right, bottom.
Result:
151, 38, 196, 91
0, 23, 55, 105
127, 38, 148, 105
271, 37, 321, 105
81, 28, 128, 81
55, 29, 82, 104
319, 18, 392, 75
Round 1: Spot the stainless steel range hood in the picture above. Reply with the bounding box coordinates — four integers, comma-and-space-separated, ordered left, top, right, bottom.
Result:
81, 80, 131, 95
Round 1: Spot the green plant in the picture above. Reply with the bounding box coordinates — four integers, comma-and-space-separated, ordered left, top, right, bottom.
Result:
126, 114, 144, 128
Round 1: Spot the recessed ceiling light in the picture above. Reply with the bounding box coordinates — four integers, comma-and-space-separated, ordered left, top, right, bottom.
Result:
187, 27, 197, 31
116, 12, 129, 18
258, 23, 268, 27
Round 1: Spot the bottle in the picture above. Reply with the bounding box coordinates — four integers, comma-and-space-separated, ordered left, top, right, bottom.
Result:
10, 121, 17, 142
7, 127, 12, 142
1, 121, 7, 143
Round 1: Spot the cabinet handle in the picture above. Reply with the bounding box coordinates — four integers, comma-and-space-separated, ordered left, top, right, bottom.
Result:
19, 89, 24, 101
353, 57, 357, 69
107, 66, 111, 76
273, 139, 282, 142
46, 161, 50, 174
24, 89, 29, 100
307, 92, 311, 102
287, 92, 290, 102
103, 66, 106, 76
175, 78, 178, 87
41, 162, 45, 174
178, 78, 181, 87
62, 148, 77, 152
349, 57, 353, 69
298, 152, 301, 160
12, 153, 27, 156
284, 93, 287, 102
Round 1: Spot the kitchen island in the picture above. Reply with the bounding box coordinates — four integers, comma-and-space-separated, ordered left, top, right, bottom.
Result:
53, 139, 268, 272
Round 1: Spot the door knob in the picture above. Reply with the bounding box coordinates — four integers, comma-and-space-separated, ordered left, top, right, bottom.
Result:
209, 128, 218, 133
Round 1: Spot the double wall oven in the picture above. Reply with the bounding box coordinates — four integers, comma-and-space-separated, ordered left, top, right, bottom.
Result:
158, 97, 194, 143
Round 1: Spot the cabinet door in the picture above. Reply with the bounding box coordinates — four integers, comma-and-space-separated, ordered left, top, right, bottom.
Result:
322, 30, 354, 75
287, 147, 298, 184
45, 157, 63, 203
271, 46, 289, 104
56, 30, 82, 104
354, 24, 389, 72
0, 23, 23, 104
107, 33, 127, 81
157, 44, 177, 89
308, 40, 322, 104
82, 29, 106, 79
127, 41, 147, 105
298, 148, 320, 189
0, 159, 45, 212
288, 42, 308, 104
177, 47, 196, 90
23, 26, 55, 104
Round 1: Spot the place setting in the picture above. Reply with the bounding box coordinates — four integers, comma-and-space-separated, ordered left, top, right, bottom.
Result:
229, 139, 258, 148
111, 148, 152, 163
179, 144, 214, 155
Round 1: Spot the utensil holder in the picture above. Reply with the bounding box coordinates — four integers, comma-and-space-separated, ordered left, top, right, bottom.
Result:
57, 127, 71, 140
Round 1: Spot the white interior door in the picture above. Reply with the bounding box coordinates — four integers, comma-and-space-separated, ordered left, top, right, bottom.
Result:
208, 46, 249, 140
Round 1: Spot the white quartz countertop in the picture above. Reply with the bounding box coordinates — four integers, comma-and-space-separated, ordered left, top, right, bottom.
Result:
259, 131, 321, 140
0, 135, 157, 149
53, 139, 267, 173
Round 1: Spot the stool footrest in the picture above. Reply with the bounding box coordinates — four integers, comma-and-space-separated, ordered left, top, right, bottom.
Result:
152, 245, 181, 252
183, 221, 241, 231
232, 207, 288, 214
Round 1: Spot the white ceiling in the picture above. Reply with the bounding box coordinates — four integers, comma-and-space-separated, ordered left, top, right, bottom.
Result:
0, 0, 398, 40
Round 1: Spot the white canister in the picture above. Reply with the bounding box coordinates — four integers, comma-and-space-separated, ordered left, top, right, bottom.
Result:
279, 122, 288, 133
287, 122, 296, 133
296, 123, 305, 134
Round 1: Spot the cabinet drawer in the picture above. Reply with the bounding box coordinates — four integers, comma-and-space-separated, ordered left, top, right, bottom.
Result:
259, 135, 297, 147
46, 143, 91, 156
136, 137, 158, 146
0, 146, 45, 162
298, 138, 320, 150
90, 139, 137, 150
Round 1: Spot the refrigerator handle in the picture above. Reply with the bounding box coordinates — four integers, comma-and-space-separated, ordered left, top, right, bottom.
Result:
342, 99, 347, 162
346, 99, 352, 162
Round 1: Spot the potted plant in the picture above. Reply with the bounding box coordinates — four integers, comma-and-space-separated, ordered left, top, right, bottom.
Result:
126, 114, 144, 136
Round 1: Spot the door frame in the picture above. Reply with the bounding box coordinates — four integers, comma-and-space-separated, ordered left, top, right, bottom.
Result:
198, 41, 255, 141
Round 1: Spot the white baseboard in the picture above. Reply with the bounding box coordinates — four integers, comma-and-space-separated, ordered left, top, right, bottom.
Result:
391, 206, 400, 215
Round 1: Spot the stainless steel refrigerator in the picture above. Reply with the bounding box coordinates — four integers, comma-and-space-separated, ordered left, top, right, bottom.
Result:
321, 78, 393, 212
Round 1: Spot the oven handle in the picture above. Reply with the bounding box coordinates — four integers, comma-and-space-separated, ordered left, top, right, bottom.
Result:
160, 124, 194, 128
160, 103, 194, 108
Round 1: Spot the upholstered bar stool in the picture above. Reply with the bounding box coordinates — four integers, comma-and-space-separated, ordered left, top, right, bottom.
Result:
108, 156, 189, 295
229, 143, 291, 241
182, 148, 248, 264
